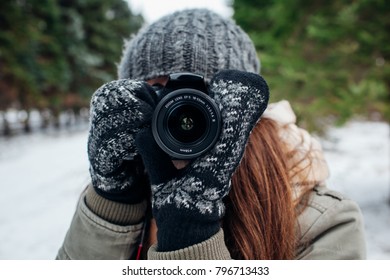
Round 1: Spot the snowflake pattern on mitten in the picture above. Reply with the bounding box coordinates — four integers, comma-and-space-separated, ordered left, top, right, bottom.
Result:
152, 70, 269, 220
88, 79, 155, 194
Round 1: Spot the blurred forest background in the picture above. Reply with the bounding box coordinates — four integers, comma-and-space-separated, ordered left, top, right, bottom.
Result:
0, 0, 389, 135
0, 0, 143, 135
233, 0, 389, 130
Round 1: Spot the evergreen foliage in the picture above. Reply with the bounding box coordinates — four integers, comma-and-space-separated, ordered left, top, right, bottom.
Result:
0, 0, 143, 131
233, 0, 389, 131
1, 1, 388, 133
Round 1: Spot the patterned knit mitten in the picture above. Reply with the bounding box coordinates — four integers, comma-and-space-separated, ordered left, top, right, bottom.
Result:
88, 79, 157, 204
136, 70, 269, 251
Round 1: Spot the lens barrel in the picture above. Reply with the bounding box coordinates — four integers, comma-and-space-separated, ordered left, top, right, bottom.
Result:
152, 88, 221, 159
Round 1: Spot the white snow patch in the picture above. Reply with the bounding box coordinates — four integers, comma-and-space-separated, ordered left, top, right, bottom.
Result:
0, 121, 389, 259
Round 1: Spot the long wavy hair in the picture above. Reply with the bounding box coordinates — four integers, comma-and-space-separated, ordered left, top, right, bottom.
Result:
144, 117, 313, 259
223, 117, 312, 259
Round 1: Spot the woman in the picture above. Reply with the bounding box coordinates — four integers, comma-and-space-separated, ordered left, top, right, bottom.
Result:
56, 8, 366, 260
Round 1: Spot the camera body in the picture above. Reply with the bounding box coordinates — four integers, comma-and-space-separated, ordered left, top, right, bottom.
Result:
152, 73, 221, 159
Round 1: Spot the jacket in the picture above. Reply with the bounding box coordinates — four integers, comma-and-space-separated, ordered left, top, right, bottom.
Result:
56, 184, 366, 260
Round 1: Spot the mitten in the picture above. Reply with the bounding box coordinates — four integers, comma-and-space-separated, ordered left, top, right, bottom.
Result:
88, 79, 157, 204
136, 70, 269, 251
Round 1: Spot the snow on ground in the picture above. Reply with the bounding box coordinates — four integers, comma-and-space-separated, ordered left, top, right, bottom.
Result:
0, 129, 90, 259
321, 121, 390, 259
0, 121, 389, 260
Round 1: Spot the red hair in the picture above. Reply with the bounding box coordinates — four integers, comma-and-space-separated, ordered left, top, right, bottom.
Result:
145, 118, 313, 259
224, 118, 302, 259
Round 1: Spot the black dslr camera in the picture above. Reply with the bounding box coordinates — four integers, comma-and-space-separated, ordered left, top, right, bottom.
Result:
152, 73, 221, 159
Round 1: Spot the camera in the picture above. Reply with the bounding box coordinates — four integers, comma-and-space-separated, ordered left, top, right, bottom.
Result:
152, 73, 221, 159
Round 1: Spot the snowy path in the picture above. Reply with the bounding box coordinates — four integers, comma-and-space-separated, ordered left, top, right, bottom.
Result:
0, 130, 90, 259
0, 121, 389, 259
322, 121, 390, 259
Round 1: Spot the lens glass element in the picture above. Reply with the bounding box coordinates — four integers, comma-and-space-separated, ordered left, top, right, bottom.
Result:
167, 104, 206, 144
152, 87, 221, 159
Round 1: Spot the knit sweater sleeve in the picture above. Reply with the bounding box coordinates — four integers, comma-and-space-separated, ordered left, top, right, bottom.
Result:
147, 229, 232, 260
56, 186, 147, 260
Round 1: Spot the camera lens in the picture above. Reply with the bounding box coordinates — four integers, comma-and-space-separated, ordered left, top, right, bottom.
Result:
152, 88, 221, 159
167, 104, 206, 144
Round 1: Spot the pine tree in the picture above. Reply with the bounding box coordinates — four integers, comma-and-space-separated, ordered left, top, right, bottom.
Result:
232, 0, 390, 130
0, 0, 143, 133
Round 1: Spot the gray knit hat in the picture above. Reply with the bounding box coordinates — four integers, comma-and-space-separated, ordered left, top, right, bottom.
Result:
118, 8, 260, 82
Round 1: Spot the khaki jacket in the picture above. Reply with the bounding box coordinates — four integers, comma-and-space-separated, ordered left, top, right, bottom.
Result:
56, 184, 366, 260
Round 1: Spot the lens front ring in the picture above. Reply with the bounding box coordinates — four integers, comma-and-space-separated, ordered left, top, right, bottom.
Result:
152, 88, 221, 159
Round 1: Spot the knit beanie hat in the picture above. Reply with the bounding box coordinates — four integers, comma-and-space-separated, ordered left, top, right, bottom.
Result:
118, 8, 260, 82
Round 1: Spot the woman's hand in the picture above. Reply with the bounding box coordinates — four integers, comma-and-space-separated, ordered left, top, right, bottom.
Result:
88, 79, 157, 204
136, 70, 269, 251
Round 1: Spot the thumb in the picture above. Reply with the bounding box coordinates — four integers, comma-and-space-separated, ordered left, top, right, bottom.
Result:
135, 128, 178, 185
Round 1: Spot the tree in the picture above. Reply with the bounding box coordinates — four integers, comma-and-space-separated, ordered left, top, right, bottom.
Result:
0, 0, 143, 133
232, 0, 390, 131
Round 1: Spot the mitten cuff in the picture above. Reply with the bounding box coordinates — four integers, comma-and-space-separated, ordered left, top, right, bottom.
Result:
155, 206, 221, 251
85, 185, 148, 225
